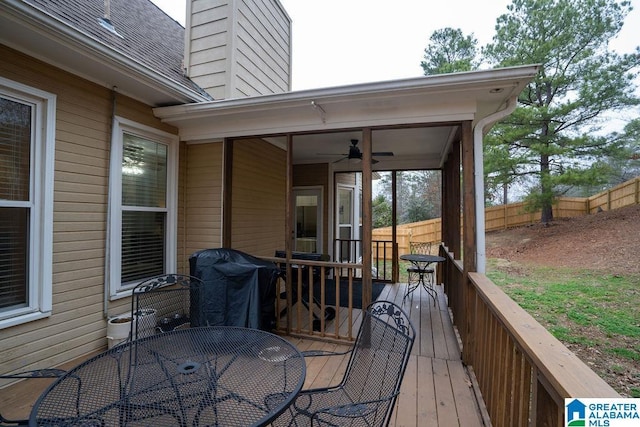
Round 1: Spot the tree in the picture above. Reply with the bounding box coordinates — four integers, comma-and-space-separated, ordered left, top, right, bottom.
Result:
372, 194, 392, 228
421, 28, 479, 75
377, 171, 441, 224
482, 0, 640, 222
604, 118, 640, 184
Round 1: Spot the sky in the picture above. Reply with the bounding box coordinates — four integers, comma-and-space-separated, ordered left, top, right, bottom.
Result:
151, 0, 640, 92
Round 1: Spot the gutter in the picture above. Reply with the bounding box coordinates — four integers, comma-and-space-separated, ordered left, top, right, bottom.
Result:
154, 65, 540, 120
473, 95, 518, 274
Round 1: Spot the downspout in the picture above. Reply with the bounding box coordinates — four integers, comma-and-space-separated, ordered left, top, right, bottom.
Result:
473, 95, 517, 274
104, 86, 117, 318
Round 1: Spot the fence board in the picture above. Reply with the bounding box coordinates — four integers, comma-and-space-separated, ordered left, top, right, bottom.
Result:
373, 176, 639, 258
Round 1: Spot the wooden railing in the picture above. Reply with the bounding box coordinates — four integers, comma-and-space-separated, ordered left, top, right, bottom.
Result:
440, 246, 619, 427
265, 257, 364, 342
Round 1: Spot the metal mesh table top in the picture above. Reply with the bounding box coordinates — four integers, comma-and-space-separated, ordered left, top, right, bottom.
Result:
399, 254, 445, 263
30, 327, 306, 426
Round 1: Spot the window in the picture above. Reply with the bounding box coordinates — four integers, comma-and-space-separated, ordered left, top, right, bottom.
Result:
0, 77, 55, 328
108, 117, 177, 298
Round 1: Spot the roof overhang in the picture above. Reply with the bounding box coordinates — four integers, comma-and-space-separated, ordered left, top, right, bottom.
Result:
154, 65, 538, 170
0, 0, 210, 106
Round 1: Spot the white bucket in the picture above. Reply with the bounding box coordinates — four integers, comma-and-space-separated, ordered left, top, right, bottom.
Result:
107, 313, 133, 348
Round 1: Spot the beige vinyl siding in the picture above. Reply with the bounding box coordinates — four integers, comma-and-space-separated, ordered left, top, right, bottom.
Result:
186, 0, 291, 99
231, 138, 286, 256
0, 45, 178, 376
233, 0, 291, 97
187, 0, 230, 99
184, 142, 224, 258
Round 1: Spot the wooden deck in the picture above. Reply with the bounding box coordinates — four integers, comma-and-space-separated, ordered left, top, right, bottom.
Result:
0, 284, 487, 426
283, 282, 486, 426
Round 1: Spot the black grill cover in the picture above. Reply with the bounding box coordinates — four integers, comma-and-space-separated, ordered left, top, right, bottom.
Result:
189, 248, 280, 330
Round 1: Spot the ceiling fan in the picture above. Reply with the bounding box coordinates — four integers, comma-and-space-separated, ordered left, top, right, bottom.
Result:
319, 139, 394, 164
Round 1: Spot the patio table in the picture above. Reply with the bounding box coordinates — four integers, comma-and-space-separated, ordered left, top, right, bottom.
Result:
30, 326, 306, 426
400, 253, 445, 303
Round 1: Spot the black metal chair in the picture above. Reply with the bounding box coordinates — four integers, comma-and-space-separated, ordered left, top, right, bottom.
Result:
406, 241, 434, 287
0, 369, 66, 426
130, 273, 205, 340
269, 300, 415, 427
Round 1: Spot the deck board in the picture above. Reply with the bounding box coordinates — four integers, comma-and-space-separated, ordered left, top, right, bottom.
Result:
0, 283, 486, 426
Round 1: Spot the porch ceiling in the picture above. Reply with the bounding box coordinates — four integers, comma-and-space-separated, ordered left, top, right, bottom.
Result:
155, 65, 539, 170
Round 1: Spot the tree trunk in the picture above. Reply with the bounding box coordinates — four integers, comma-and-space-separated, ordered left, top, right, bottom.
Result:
540, 153, 554, 224
541, 202, 553, 223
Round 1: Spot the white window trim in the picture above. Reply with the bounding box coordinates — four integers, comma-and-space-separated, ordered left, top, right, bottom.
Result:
0, 77, 56, 329
107, 116, 178, 299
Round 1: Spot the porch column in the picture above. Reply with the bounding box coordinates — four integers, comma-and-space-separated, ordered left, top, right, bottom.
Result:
284, 135, 294, 333
222, 138, 233, 247
461, 120, 476, 365
442, 139, 461, 258
361, 128, 373, 308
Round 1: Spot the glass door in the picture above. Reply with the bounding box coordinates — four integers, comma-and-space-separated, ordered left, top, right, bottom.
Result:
337, 185, 354, 261
293, 187, 322, 253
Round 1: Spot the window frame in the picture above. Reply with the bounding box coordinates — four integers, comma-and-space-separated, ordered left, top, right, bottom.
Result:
107, 116, 178, 299
0, 77, 56, 329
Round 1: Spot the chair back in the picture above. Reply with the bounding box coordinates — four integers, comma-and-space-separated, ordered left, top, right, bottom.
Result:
131, 274, 204, 340
409, 241, 432, 255
341, 301, 416, 425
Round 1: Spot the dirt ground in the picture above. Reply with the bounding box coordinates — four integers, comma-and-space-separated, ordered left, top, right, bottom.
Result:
486, 203, 640, 276
485, 203, 640, 397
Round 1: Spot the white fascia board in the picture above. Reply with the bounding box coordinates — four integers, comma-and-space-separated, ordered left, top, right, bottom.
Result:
153, 65, 539, 142
155, 64, 539, 122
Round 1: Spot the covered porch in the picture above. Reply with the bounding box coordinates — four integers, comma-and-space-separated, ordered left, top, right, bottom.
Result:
153, 64, 617, 425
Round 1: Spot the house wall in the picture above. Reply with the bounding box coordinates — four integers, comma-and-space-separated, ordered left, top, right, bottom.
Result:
0, 45, 179, 374
231, 138, 286, 256
183, 142, 224, 260
185, 0, 292, 99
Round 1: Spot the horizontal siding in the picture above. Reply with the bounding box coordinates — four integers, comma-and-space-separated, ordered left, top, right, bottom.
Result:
186, 0, 291, 99
235, 0, 290, 94
185, 143, 224, 258
231, 138, 286, 256
188, 0, 231, 98
0, 45, 177, 378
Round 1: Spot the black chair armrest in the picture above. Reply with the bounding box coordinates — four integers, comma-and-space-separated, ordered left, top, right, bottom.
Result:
0, 368, 66, 379
312, 392, 399, 424
301, 349, 352, 358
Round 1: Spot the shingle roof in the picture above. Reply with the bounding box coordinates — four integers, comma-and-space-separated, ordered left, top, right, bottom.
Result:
24, 0, 212, 100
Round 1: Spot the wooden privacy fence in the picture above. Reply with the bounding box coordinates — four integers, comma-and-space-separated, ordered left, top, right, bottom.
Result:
374, 176, 640, 256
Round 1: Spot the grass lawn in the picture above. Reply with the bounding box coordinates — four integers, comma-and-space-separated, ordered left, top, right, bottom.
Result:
486, 260, 640, 397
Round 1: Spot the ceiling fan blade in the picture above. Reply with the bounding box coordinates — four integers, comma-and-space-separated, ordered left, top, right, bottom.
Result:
372, 151, 394, 156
